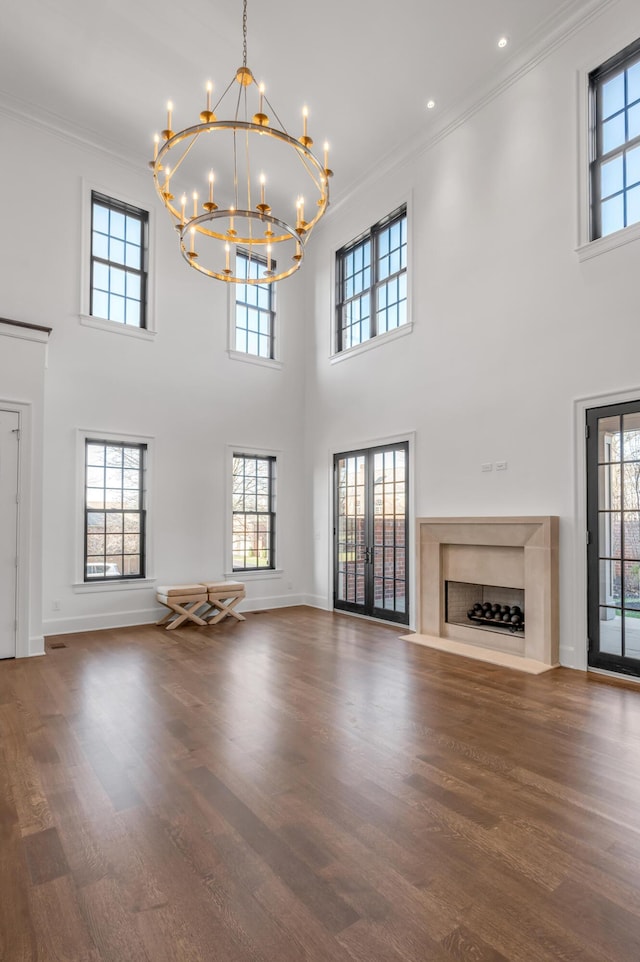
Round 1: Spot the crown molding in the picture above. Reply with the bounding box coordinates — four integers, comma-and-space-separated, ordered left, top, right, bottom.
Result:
327, 0, 619, 218
0, 0, 621, 213
0, 92, 144, 173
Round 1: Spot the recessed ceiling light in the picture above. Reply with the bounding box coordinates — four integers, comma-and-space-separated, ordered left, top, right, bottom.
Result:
498, 36, 508, 48
426, 99, 436, 110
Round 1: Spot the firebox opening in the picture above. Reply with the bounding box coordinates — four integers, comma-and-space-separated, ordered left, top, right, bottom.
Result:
445, 581, 525, 636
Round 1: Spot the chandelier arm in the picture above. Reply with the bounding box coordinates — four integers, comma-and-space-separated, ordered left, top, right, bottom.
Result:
157, 129, 202, 179
262, 95, 291, 138
212, 75, 237, 115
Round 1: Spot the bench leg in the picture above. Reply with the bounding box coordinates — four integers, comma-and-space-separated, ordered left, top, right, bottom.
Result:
204, 594, 246, 624
156, 601, 208, 629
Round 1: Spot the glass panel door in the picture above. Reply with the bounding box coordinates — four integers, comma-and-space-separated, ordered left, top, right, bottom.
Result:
587, 401, 640, 674
334, 442, 409, 625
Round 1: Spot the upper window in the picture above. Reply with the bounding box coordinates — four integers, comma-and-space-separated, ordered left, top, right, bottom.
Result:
234, 250, 275, 359
590, 39, 640, 239
91, 192, 148, 328
336, 206, 407, 353
84, 440, 146, 581
232, 453, 276, 571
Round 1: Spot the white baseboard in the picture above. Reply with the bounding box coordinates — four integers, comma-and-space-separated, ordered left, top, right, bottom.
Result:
41, 596, 311, 638
43, 607, 160, 637
242, 593, 306, 611
28, 636, 45, 656
302, 594, 331, 610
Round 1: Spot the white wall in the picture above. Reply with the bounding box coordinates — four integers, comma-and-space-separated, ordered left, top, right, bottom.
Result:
3, 0, 640, 665
303, 0, 640, 669
0, 116, 308, 637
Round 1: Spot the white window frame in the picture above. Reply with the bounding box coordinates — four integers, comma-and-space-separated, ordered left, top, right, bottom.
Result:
79, 178, 157, 339
227, 249, 282, 368
330, 192, 413, 361
224, 444, 283, 578
73, 428, 156, 592
576, 39, 640, 262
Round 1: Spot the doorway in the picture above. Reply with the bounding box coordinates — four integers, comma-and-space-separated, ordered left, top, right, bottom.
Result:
0, 410, 20, 659
333, 442, 408, 625
587, 400, 640, 676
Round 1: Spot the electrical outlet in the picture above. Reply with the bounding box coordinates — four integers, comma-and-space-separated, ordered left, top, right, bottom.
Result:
52, 600, 60, 611
481, 462, 493, 472
496, 460, 508, 471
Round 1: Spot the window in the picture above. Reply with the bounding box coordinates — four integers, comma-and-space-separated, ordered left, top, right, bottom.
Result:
590, 39, 640, 239
336, 206, 407, 353
232, 454, 276, 570
91, 191, 148, 327
84, 440, 146, 580
234, 250, 275, 358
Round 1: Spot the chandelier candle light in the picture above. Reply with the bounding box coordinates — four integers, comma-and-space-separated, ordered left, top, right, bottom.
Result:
149, 0, 333, 284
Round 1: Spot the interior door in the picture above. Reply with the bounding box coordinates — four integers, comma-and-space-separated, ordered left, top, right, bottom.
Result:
587, 401, 640, 676
0, 411, 20, 659
334, 442, 408, 625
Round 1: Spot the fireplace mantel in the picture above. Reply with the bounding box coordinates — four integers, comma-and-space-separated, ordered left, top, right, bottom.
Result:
404, 516, 559, 674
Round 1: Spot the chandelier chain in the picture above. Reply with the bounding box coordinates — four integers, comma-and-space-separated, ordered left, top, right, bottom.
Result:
242, 0, 248, 68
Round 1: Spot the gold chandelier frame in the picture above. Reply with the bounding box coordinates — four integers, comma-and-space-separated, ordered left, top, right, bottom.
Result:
149, 2, 332, 285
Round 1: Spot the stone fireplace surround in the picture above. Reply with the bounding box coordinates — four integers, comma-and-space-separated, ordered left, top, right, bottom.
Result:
403, 517, 559, 674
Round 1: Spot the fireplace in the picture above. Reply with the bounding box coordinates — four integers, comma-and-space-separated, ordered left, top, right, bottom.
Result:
403, 517, 559, 673
445, 581, 525, 635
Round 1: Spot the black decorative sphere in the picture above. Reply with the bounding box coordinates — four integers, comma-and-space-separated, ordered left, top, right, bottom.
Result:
510, 613, 522, 625
502, 613, 511, 622
510, 605, 522, 616
492, 603, 501, 613
482, 602, 491, 611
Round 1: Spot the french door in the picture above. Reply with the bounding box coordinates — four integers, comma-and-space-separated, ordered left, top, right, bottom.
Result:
334, 442, 409, 625
587, 400, 640, 676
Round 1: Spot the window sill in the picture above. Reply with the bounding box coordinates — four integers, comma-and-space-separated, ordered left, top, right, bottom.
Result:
224, 569, 283, 581
72, 578, 157, 593
80, 315, 156, 340
576, 222, 640, 262
227, 349, 282, 370
330, 321, 413, 364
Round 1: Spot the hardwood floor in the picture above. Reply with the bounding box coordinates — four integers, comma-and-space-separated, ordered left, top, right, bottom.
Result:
2, 607, 640, 961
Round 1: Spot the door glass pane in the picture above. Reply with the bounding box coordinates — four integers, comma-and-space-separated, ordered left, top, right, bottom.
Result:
599, 607, 622, 655
598, 511, 621, 559
599, 464, 621, 510
599, 559, 620, 606
623, 413, 640, 460
597, 416, 620, 462
623, 561, 640, 608
623, 512, 640, 560
623, 463, 640, 509
624, 612, 640, 658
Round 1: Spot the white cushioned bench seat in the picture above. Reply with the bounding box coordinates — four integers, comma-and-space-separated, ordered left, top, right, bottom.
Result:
200, 580, 246, 624
155, 584, 208, 629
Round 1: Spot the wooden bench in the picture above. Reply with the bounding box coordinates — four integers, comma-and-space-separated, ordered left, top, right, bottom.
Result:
155, 581, 246, 629
155, 584, 209, 629
200, 581, 246, 624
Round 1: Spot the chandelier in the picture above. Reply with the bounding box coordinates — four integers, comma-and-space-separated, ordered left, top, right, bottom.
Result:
149, 0, 332, 285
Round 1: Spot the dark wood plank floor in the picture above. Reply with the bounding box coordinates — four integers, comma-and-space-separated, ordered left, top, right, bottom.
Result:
2, 607, 640, 961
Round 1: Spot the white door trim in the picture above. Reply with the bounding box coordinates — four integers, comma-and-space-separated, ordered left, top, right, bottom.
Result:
0, 399, 38, 658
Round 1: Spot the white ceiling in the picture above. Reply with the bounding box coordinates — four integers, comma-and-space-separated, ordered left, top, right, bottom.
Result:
0, 0, 608, 206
